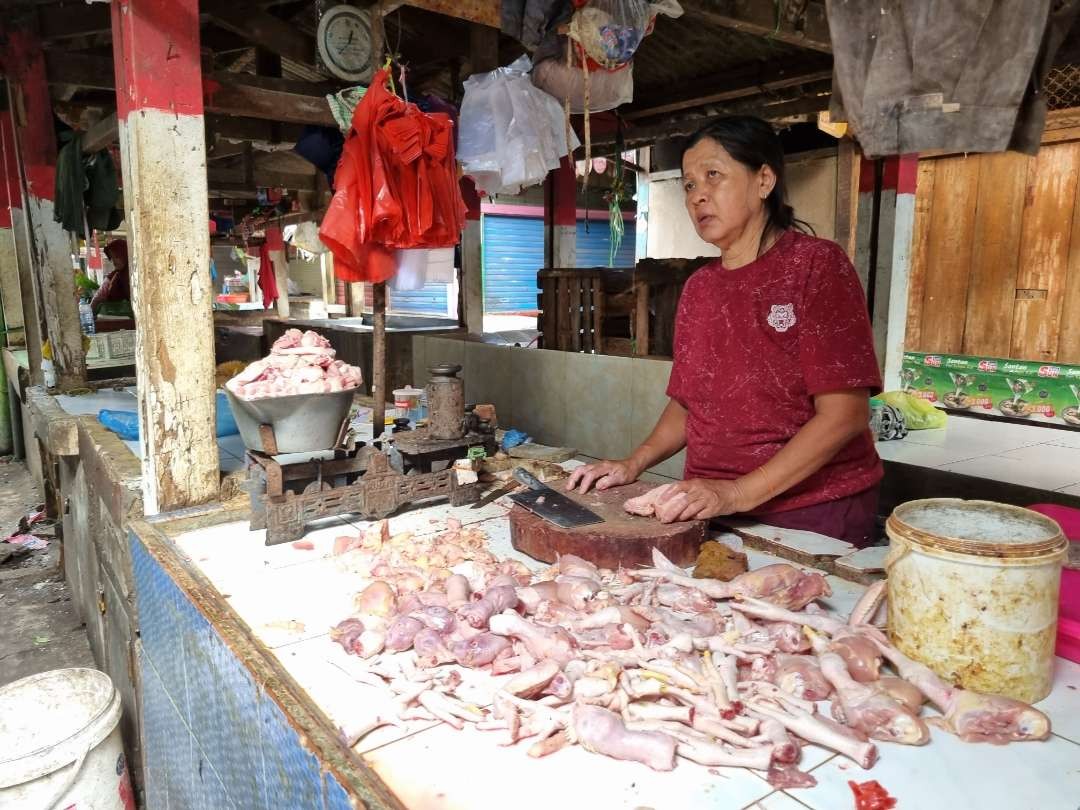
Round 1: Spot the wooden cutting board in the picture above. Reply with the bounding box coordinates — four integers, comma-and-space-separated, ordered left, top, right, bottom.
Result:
509, 480, 706, 570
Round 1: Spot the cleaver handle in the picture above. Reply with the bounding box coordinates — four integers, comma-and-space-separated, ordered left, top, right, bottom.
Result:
512, 467, 546, 491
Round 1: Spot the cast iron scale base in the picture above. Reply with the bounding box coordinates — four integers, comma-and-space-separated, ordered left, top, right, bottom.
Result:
244, 427, 496, 546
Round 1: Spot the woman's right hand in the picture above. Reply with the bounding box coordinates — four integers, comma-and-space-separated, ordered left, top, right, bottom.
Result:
565, 458, 641, 494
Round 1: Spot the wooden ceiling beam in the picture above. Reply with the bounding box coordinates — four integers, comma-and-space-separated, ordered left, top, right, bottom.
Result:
44, 54, 337, 127
682, 0, 831, 53
81, 112, 118, 153
400, 0, 499, 28
207, 167, 317, 193
625, 57, 833, 120
204, 6, 317, 66
206, 114, 305, 145
38, 2, 111, 41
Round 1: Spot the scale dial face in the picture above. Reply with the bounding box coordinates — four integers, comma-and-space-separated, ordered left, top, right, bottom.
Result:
317, 5, 374, 83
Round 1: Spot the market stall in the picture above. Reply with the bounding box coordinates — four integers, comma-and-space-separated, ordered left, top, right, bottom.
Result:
129, 471, 1080, 810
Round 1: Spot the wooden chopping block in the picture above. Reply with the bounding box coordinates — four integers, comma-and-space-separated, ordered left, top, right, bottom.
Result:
509, 480, 705, 569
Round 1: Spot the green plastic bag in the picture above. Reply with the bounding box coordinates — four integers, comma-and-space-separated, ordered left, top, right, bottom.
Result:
879, 391, 947, 430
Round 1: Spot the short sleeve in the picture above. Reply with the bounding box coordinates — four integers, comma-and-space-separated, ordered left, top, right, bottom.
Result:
665, 277, 696, 406
798, 243, 882, 395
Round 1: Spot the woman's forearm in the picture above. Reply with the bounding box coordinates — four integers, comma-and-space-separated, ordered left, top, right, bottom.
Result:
736, 399, 868, 510
626, 398, 688, 476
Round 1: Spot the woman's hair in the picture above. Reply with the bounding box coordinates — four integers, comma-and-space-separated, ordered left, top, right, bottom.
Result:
682, 116, 813, 238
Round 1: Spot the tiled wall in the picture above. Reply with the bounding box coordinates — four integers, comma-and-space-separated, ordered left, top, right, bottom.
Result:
412, 336, 686, 480
132, 535, 355, 809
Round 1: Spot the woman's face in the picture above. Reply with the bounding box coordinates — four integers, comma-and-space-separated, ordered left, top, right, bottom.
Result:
682, 137, 775, 250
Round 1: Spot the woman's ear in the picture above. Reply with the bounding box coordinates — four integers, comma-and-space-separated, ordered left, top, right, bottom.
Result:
758, 165, 777, 200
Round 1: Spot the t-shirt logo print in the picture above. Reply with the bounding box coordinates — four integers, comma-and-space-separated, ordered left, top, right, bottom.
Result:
767, 303, 797, 333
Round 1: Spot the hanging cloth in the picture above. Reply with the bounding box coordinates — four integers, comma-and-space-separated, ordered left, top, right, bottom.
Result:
54, 131, 86, 234
84, 150, 123, 232
258, 243, 279, 309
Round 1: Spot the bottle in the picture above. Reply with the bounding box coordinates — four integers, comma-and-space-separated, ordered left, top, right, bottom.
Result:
868, 397, 884, 442
79, 298, 96, 334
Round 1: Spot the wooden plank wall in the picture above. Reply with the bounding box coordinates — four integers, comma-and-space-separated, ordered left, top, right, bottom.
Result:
907, 127, 1080, 364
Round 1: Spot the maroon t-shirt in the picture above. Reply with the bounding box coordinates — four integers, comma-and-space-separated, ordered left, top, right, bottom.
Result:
666, 230, 883, 515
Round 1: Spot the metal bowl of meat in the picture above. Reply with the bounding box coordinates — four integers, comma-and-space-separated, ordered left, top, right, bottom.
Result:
224, 328, 363, 454
224, 386, 356, 454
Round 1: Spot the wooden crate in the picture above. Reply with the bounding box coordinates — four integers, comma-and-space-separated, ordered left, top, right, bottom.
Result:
537, 269, 605, 352
538, 258, 708, 356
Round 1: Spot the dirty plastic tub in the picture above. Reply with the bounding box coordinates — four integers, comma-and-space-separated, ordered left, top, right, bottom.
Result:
225, 386, 356, 454
885, 499, 1068, 703
0, 668, 131, 810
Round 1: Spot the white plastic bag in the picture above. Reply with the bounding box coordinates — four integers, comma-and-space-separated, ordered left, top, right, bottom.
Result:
458, 55, 580, 195
532, 56, 634, 113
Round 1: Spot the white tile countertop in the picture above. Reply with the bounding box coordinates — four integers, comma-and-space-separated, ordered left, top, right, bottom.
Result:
172, 492, 1080, 810
875, 414, 1080, 493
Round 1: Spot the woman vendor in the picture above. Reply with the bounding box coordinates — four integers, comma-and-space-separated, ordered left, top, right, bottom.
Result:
567, 117, 882, 547
90, 239, 133, 318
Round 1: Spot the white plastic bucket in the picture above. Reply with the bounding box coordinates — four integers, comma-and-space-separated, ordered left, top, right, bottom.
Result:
886, 499, 1067, 703
0, 668, 132, 810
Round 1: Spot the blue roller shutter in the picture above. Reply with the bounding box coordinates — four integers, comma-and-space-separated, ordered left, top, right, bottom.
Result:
482, 213, 637, 314
576, 217, 637, 268
482, 215, 545, 313
388, 282, 449, 316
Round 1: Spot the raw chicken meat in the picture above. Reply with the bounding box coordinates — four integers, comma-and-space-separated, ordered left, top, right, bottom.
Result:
226, 328, 363, 400
819, 652, 930, 745
572, 705, 677, 771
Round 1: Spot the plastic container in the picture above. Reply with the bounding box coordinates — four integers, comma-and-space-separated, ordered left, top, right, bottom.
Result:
78, 299, 96, 334
393, 386, 423, 423
885, 498, 1068, 703
1025, 504, 1080, 663
0, 668, 131, 810
868, 397, 884, 441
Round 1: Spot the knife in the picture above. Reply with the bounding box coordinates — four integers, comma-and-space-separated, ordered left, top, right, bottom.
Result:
508, 468, 604, 528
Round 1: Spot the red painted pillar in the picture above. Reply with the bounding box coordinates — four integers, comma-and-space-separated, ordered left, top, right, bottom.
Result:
111, 0, 218, 513
544, 157, 577, 269
2, 30, 86, 388
0, 105, 26, 349
0, 102, 43, 374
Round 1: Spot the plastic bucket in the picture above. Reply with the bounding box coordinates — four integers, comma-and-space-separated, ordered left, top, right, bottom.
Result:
0, 668, 132, 810
885, 499, 1067, 703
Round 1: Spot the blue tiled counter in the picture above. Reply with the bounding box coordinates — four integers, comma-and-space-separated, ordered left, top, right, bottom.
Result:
130, 512, 403, 810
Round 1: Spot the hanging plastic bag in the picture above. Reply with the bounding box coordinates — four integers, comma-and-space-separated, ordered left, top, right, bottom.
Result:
320, 69, 465, 282
531, 51, 634, 113
458, 56, 579, 195
880, 391, 948, 430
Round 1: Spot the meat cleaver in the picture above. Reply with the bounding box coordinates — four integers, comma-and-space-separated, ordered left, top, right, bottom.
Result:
508, 468, 604, 528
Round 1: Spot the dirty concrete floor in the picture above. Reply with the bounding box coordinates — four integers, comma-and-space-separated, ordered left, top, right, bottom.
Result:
0, 457, 94, 688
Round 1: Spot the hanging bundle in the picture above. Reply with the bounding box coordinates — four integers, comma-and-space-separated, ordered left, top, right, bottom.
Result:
320, 68, 466, 283
457, 56, 579, 195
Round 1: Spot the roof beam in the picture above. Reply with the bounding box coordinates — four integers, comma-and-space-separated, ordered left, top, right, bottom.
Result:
682, 0, 831, 53
81, 112, 118, 152
625, 57, 833, 120
204, 6, 317, 65
207, 167, 317, 194
44, 54, 337, 127
38, 2, 111, 41
401, 0, 499, 28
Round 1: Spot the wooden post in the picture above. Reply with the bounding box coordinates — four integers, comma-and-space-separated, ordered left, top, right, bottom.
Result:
111, 0, 219, 513
544, 157, 577, 269
372, 281, 386, 435
0, 98, 42, 377
0, 101, 26, 349
882, 155, 919, 390
3, 31, 86, 389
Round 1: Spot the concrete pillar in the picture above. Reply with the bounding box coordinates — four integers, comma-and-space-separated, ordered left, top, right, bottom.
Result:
544, 157, 576, 269
3, 32, 86, 389
111, 0, 219, 513
883, 155, 919, 390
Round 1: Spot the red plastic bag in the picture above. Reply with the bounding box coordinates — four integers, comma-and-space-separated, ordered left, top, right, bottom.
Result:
321, 70, 465, 283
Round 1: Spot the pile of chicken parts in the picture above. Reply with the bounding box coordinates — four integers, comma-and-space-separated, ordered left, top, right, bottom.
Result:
227, 329, 362, 400
328, 522, 1052, 785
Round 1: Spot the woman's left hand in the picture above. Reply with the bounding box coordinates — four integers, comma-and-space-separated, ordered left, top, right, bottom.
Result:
653, 478, 748, 524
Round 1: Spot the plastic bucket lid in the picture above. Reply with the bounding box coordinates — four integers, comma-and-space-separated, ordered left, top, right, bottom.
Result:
0, 668, 121, 788
888, 498, 1067, 560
